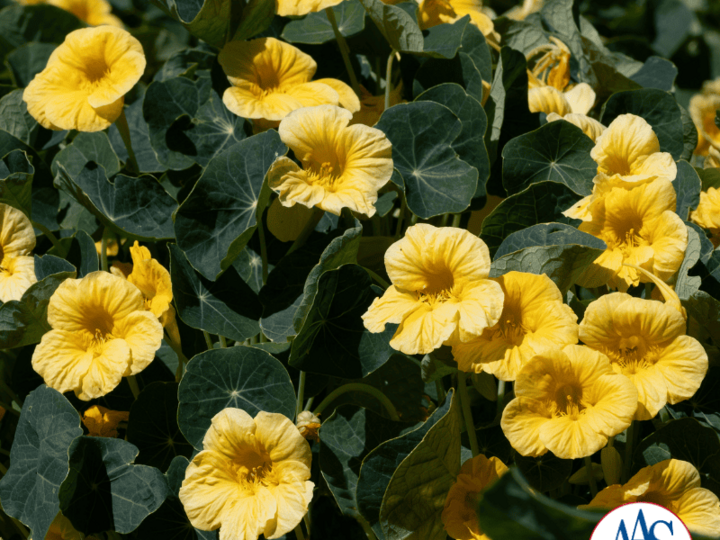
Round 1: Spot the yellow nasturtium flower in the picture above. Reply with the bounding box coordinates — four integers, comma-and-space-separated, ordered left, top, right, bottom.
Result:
528, 83, 596, 117
218, 38, 359, 124
527, 37, 572, 91
705, 145, 720, 169
691, 187, 720, 246
276, 0, 342, 16
127, 241, 173, 320
545, 112, 606, 142
351, 82, 405, 127
574, 178, 687, 291
579, 292, 708, 420
690, 79, 720, 156
268, 104, 393, 217
23, 26, 145, 132
50, 0, 122, 26
501, 345, 637, 460
362, 224, 504, 355
452, 272, 578, 381
179, 408, 314, 540
82, 405, 129, 437
417, 0, 499, 45
0, 203, 36, 302
441, 455, 508, 540
581, 459, 720, 537
31, 271, 163, 400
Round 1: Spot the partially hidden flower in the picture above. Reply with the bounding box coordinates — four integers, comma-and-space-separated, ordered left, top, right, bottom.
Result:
95, 236, 119, 257
546, 112, 606, 142
218, 38, 359, 124
276, 0, 342, 16
574, 178, 687, 291
581, 459, 720, 537
417, 0, 499, 45
82, 404, 129, 437
501, 344, 637, 459
579, 291, 708, 420
31, 271, 163, 400
452, 272, 578, 381
46, 512, 86, 540
296, 410, 321, 442
268, 104, 393, 216
127, 241, 173, 320
24, 26, 145, 132
505, 0, 543, 20
527, 37, 572, 91
441, 454, 508, 540
0, 202, 36, 302
179, 408, 314, 540
350, 82, 405, 127
690, 78, 720, 156
691, 187, 720, 246
362, 224, 504, 355
705, 144, 720, 169
49, 0, 122, 26
564, 114, 677, 222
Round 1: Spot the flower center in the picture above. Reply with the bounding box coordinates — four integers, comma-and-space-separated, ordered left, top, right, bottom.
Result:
306, 160, 342, 188
492, 313, 526, 345
415, 268, 456, 306
551, 384, 588, 419
605, 337, 658, 375
230, 453, 275, 491
606, 221, 649, 256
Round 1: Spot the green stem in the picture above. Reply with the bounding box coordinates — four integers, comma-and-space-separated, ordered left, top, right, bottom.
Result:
325, 7, 361, 96
658, 406, 669, 423
202, 330, 214, 350
356, 514, 378, 540
116, 108, 139, 175
440, 213, 450, 227
409, 213, 418, 226
32, 220, 61, 249
219, 335, 228, 348
385, 50, 396, 111
585, 455, 598, 497
11, 517, 29, 539
458, 372, 480, 457
496, 379, 506, 418
623, 421, 636, 483
287, 207, 324, 255
0, 401, 20, 417
295, 523, 306, 540
394, 197, 407, 237
164, 331, 188, 382
363, 266, 390, 289
296, 371, 307, 420
451, 213, 462, 228
435, 378, 446, 403
258, 209, 269, 286
644, 282, 653, 300
127, 375, 141, 399
314, 383, 400, 421
100, 231, 109, 272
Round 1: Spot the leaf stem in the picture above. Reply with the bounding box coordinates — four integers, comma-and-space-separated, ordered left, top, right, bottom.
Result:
314, 383, 399, 421
202, 330, 214, 350
356, 514, 378, 540
116, 108, 139, 175
296, 371, 306, 420
325, 7, 361, 96
394, 196, 407, 237
287, 207, 324, 255
0, 401, 20, 417
496, 379, 506, 418
585, 455, 598, 497
294, 523, 306, 540
100, 229, 109, 272
644, 282, 652, 299
219, 335, 228, 348
363, 266, 390, 289
32, 220, 61, 249
458, 371, 480, 457
385, 50, 397, 111
623, 420, 636, 483
451, 213, 462, 228
257, 209, 269, 286
127, 375, 140, 399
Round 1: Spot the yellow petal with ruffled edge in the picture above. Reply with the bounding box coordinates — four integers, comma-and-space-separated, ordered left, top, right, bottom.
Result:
276, 0, 342, 16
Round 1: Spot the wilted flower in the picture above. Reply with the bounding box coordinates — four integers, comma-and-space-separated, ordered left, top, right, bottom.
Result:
452, 272, 578, 381
579, 292, 708, 420
441, 455, 508, 540
0, 203, 36, 302
82, 405, 129, 437
690, 79, 720, 156
417, 0, 498, 45
23, 26, 145, 132
501, 345, 637, 459
268, 105, 393, 216
691, 187, 720, 246
296, 410, 321, 442
362, 224, 504, 355
179, 408, 314, 540
276, 0, 342, 16
574, 178, 687, 291
581, 459, 720, 537
49, 0, 122, 26
218, 38, 359, 124
527, 37, 571, 91
31, 271, 163, 400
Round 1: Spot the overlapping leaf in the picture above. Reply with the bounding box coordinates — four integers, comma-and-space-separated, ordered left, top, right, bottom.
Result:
283, 0, 366, 44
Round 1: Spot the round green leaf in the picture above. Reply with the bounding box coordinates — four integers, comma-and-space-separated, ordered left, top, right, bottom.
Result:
0, 4, 84, 48
515, 453, 573, 493
282, 0, 365, 44
376, 101, 477, 219
178, 346, 296, 449
502, 121, 597, 196
358, 0, 423, 53
126, 382, 193, 472
0, 386, 83, 540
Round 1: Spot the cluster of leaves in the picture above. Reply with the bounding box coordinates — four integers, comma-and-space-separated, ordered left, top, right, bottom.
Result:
0, 0, 719, 539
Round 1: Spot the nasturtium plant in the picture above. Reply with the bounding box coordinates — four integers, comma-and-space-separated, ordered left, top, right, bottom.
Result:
1, 0, 720, 538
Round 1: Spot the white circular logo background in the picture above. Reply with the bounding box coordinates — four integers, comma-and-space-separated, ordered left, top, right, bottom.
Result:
591, 502, 691, 540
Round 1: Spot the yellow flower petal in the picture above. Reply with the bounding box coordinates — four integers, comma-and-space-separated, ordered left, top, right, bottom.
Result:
500, 397, 551, 457
362, 285, 425, 333
314, 78, 361, 113
546, 112, 606, 142
24, 26, 145, 132
0, 255, 36, 303
82, 404, 129, 437
690, 90, 720, 156
276, 0, 342, 16
691, 187, 720, 237
128, 240, 173, 319
48, 0, 123, 27
563, 83, 595, 115
116, 310, 164, 376
528, 86, 572, 116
